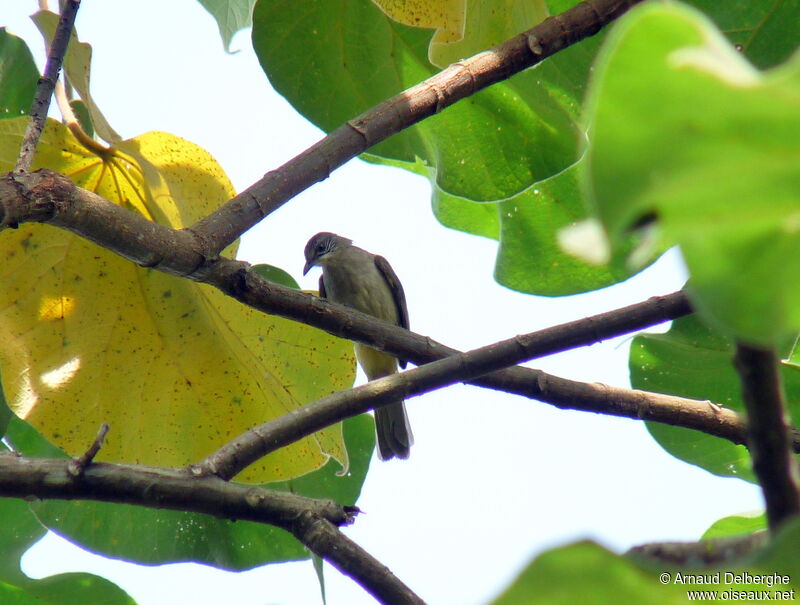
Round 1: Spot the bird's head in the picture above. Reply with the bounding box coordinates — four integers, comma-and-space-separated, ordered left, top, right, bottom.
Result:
303, 232, 352, 275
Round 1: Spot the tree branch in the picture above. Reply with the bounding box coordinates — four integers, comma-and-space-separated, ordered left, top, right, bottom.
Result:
5, 172, 800, 463
189, 0, 643, 254
15, 0, 81, 175
0, 453, 426, 603
628, 532, 768, 567
0, 453, 352, 526
291, 514, 425, 605
197, 292, 735, 480
734, 343, 800, 531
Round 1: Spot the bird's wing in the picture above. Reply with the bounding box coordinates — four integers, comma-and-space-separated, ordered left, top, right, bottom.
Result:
318, 275, 327, 299
374, 254, 409, 369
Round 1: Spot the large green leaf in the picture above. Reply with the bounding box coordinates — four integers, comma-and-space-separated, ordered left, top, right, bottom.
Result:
493, 519, 800, 603
630, 315, 800, 482
4, 406, 375, 570
584, 1, 800, 343
252, 0, 633, 296
0, 28, 38, 120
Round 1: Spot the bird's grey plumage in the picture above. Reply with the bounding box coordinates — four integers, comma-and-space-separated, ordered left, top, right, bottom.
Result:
303, 232, 413, 460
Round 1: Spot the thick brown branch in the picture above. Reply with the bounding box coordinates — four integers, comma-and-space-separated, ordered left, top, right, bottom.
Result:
3, 172, 796, 462
0, 453, 427, 603
188, 0, 643, 253
734, 343, 800, 531
15, 1, 81, 175
0, 453, 352, 526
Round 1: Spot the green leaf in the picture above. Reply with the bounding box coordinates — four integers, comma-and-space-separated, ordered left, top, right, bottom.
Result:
584, 1, 800, 343
494, 164, 632, 295
630, 315, 800, 481
493, 520, 800, 604
4, 407, 375, 570
491, 541, 685, 604
0, 449, 135, 604
702, 512, 766, 540
252, 0, 636, 296
686, 0, 800, 69
252, 263, 300, 289
196, 0, 257, 52
0, 28, 38, 120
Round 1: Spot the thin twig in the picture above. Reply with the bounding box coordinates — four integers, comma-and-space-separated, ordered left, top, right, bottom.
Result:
67, 422, 109, 477
188, 0, 643, 254
15, 0, 81, 175
734, 343, 800, 531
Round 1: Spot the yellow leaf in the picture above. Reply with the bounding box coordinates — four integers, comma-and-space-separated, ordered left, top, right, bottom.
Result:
370, 0, 466, 44
0, 118, 356, 483
371, 0, 549, 69
429, 0, 549, 68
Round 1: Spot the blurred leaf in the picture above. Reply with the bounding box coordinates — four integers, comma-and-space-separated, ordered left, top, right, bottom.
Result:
491, 541, 684, 604
702, 512, 766, 540
583, 1, 800, 343
630, 315, 800, 482
5, 406, 374, 569
0, 117, 355, 484
493, 521, 800, 604
0, 28, 38, 120
252, 263, 300, 289
197, 0, 257, 52
32, 11, 120, 143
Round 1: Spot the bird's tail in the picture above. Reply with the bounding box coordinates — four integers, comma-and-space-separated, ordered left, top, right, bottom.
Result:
375, 401, 413, 460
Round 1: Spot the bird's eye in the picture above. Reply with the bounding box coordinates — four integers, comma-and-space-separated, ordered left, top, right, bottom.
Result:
317, 243, 326, 254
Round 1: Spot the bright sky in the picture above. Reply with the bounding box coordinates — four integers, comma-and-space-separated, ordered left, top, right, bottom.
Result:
1, 1, 763, 604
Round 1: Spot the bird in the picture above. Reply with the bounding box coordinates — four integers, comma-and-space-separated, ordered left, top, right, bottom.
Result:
303, 232, 413, 460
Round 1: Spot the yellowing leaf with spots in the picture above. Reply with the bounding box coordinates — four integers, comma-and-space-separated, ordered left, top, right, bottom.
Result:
0, 118, 355, 483
370, 0, 549, 68
428, 0, 549, 68
370, 0, 466, 45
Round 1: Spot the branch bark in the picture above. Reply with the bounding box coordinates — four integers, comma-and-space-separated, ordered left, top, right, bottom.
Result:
734, 343, 800, 531
5, 173, 800, 467
189, 0, 643, 254
0, 452, 426, 603
15, 1, 81, 175
0, 453, 352, 526
197, 292, 750, 481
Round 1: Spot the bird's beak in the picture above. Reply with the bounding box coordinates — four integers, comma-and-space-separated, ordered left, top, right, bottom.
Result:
302, 259, 315, 276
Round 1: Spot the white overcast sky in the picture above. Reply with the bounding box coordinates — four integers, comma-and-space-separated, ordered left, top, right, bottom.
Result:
1, 1, 762, 604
